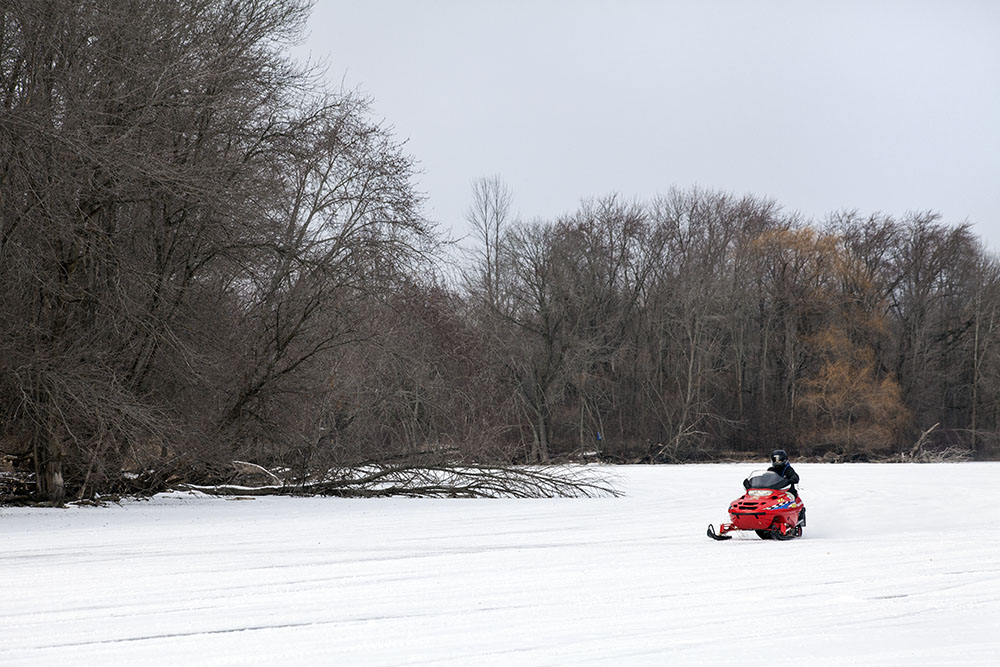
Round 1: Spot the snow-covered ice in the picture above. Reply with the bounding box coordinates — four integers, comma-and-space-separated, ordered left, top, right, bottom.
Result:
3, 463, 999, 666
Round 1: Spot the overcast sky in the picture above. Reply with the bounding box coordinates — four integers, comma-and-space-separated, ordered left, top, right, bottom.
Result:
295, 0, 1000, 251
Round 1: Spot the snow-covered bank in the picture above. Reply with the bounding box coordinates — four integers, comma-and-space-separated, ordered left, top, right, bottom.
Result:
2, 464, 999, 666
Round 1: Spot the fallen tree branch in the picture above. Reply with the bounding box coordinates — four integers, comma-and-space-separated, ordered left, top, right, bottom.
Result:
176, 464, 621, 499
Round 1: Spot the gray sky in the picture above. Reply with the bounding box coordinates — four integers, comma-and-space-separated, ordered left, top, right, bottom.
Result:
296, 1, 1000, 250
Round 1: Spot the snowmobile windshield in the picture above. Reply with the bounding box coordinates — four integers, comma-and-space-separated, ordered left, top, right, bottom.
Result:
744, 470, 790, 490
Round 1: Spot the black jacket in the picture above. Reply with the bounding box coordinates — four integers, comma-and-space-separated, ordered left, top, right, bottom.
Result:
768, 462, 799, 494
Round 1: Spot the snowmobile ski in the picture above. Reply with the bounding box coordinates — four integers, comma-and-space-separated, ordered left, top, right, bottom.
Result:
707, 524, 732, 540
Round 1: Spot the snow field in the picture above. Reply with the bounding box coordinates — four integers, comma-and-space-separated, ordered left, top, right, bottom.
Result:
2, 463, 999, 666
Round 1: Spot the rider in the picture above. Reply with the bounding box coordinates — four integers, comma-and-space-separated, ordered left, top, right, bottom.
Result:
767, 449, 799, 496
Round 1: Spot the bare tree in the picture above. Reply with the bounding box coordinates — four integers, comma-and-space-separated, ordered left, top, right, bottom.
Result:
466, 175, 513, 309
969, 257, 1000, 456
887, 214, 979, 445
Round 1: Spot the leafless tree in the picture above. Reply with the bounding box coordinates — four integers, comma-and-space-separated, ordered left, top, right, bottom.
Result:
466, 175, 513, 309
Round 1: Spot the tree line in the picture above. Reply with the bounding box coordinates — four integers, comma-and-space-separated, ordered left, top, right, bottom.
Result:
2, 1, 997, 503
460, 180, 999, 466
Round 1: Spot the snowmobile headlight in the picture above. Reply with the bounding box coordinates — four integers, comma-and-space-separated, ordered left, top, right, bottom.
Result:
747, 489, 770, 497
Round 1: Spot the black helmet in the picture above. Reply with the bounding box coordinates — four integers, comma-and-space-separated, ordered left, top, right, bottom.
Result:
771, 449, 788, 466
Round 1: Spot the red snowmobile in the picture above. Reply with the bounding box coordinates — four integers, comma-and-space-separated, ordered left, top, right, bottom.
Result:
707, 470, 805, 540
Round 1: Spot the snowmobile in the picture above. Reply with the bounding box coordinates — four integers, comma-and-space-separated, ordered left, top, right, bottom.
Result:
707, 470, 805, 541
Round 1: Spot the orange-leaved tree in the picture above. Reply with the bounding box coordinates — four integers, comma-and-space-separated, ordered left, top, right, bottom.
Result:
797, 327, 909, 456
795, 232, 910, 456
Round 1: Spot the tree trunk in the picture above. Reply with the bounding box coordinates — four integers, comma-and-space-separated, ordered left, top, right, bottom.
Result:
35, 411, 66, 505
533, 410, 551, 463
